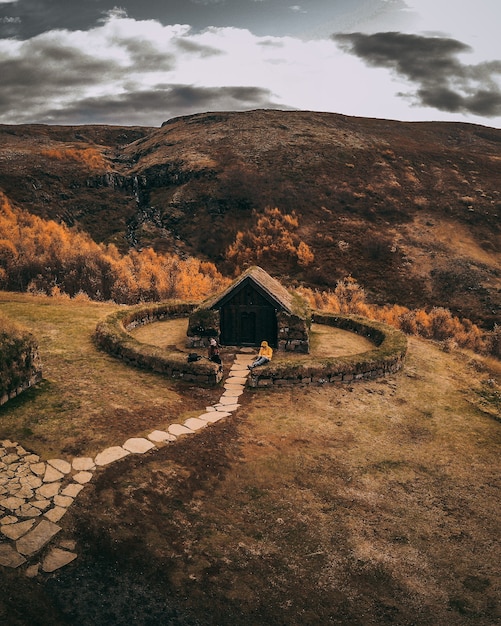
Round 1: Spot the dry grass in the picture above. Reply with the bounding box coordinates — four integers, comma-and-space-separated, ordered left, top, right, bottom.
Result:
68, 333, 500, 625
1, 291, 500, 625
0, 292, 221, 458
131, 318, 374, 359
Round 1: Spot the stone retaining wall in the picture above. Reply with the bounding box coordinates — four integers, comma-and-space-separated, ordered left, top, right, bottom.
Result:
94, 301, 224, 385
0, 336, 42, 407
247, 312, 407, 388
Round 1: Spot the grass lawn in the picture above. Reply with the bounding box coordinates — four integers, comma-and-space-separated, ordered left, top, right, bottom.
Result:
0, 292, 222, 458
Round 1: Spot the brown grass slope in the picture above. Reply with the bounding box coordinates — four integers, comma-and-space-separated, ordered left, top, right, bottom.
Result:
0, 110, 499, 326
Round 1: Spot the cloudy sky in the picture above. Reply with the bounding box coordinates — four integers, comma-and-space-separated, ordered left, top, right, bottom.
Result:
0, 0, 500, 128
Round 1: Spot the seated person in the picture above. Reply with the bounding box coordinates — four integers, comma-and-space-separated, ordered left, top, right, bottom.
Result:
208, 337, 222, 365
248, 340, 273, 370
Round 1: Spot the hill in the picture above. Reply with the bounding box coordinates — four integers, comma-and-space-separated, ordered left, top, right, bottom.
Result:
0, 110, 499, 326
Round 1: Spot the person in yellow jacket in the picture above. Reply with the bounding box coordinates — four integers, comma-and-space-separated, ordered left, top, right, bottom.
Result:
248, 340, 273, 370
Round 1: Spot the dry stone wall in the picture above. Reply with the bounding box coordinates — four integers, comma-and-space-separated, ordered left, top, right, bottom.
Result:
94, 301, 223, 385
0, 333, 42, 407
248, 312, 407, 388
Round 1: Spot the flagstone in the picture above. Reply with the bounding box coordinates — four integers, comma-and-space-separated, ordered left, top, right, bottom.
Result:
0, 496, 25, 511
215, 404, 239, 412
59, 539, 77, 551
222, 389, 243, 397
20, 474, 43, 489
17, 503, 43, 518
0, 543, 26, 568
53, 494, 73, 508
218, 395, 241, 405
1, 519, 35, 540
47, 459, 72, 475
16, 519, 62, 557
72, 457, 95, 471
15, 485, 34, 499
184, 417, 208, 431
1, 515, 18, 525
44, 506, 67, 523
16, 446, 28, 456
30, 462, 46, 476
225, 376, 248, 385
199, 412, 227, 424
32, 499, 51, 511
122, 438, 156, 454
24, 454, 40, 464
25, 563, 40, 578
198, 411, 230, 422
3, 453, 20, 464
73, 471, 93, 485
147, 430, 176, 443
42, 547, 77, 573
43, 465, 64, 483
94, 446, 130, 466
168, 423, 194, 437
1, 440, 16, 447
36, 482, 61, 499
61, 483, 84, 498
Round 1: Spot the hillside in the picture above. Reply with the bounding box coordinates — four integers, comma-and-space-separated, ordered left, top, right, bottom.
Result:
0, 110, 499, 326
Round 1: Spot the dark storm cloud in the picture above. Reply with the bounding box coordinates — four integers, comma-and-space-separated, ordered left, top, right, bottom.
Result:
0, 42, 117, 90
0, 32, 176, 119
174, 38, 223, 57
0, 0, 368, 39
18, 84, 281, 126
119, 38, 175, 70
333, 32, 501, 117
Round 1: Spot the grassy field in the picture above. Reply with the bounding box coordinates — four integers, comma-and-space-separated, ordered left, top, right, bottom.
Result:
0, 291, 500, 625
0, 292, 228, 458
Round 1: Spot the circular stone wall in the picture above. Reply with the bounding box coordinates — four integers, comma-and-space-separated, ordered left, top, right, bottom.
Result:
247, 311, 408, 387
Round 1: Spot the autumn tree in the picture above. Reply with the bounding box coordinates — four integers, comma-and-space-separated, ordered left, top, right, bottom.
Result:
0, 192, 229, 304
225, 207, 314, 273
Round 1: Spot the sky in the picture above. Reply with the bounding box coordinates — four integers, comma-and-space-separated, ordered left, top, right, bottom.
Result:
0, 0, 500, 128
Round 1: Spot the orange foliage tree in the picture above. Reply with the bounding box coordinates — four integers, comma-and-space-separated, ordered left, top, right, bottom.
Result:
299, 277, 489, 354
41, 147, 106, 170
226, 207, 314, 273
0, 192, 229, 304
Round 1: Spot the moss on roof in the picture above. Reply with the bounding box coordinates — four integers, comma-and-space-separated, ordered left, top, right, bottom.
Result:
200, 266, 300, 316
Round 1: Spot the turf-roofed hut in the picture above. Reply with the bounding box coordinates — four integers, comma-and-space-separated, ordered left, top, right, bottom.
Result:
187, 266, 310, 353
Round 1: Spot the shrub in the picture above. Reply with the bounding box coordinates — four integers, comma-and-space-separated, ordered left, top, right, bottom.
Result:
299, 277, 492, 356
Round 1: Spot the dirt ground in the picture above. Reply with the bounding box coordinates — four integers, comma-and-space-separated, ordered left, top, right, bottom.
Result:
1, 304, 500, 625
131, 318, 375, 359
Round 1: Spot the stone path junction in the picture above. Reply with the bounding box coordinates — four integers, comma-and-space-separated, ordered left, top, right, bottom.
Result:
0, 353, 254, 577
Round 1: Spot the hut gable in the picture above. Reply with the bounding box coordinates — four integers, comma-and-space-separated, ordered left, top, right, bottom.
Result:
187, 266, 310, 352
203, 266, 294, 314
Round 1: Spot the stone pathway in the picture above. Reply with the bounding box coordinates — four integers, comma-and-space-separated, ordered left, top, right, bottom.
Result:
0, 353, 254, 576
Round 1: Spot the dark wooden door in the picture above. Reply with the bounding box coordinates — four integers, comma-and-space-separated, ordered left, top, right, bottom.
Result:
239, 311, 256, 344
218, 282, 278, 347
